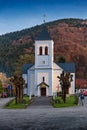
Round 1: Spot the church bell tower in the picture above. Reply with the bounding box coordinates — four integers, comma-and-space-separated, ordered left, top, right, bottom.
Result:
35, 26, 54, 69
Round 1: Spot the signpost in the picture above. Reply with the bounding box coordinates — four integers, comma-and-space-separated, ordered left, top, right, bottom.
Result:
8, 85, 12, 97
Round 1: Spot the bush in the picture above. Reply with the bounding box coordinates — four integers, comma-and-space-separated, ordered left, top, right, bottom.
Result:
52, 95, 79, 108
69, 94, 79, 104
57, 91, 62, 97
53, 96, 63, 104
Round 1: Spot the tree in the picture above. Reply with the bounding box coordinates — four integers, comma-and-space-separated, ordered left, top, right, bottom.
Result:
0, 80, 3, 93
58, 56, 66, 63
10, 74, 25, 104
57, 71, 73, 103
15, 54, 34, 74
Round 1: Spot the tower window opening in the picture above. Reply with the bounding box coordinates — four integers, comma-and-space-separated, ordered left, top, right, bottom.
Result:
43, 77, 45, 82
45, 46, 48, 55
39, 47, 42, 55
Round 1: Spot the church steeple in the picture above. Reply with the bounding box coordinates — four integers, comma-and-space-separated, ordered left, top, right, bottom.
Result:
35, 26, 52, 40
35, 24, 54, 69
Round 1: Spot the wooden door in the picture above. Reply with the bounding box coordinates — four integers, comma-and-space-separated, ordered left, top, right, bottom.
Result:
41, 88, 46, 96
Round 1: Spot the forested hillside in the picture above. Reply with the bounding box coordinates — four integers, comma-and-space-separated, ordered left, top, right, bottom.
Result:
0, 18, 87, 78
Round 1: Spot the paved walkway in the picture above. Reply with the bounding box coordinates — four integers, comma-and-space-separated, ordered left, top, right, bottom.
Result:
27, 96, 53, 109
0, 97, 87, 129
0, 97, 14, 108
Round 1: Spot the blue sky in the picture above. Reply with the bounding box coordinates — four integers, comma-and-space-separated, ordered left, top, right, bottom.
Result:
0, 0, 86, 35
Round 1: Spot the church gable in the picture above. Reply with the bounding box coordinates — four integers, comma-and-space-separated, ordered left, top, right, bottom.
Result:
53, 62, 63, 70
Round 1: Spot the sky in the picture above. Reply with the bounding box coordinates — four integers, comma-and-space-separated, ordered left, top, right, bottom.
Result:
0, 0, 87, 35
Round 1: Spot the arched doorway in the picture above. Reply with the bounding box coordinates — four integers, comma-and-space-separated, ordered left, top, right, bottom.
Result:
41, 87, 46, 96
37, 82, 49, 96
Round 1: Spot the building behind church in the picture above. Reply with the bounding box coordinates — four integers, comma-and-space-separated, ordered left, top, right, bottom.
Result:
22, 26, 75, 96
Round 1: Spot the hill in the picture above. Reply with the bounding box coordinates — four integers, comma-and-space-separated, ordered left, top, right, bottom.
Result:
0, 18, 87, 79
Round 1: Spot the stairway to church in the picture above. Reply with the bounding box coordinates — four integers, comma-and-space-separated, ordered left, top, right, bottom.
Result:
27, 96, 53, 109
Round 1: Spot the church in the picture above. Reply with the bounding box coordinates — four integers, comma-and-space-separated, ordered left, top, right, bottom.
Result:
22, 26, 75, 96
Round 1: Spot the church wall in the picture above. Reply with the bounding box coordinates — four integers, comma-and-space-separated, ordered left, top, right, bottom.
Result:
69, 73, 75, 94
52, 70, 62, 93
27, 70, 35, 96
37, 55, 49, 66
52, 70, 75, 95
37, 72, 48, 83
35, 40, 54, 69
30, 73, 35, 95
35, 69, 52, 96
22, 74, 27, 95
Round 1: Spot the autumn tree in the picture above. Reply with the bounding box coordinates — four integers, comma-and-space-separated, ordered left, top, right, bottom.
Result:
57, 71, 73, 103
10, 74, 25, 104
15, 54, 34, 74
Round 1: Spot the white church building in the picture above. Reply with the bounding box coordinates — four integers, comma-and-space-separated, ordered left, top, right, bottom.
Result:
22, 26, 75, 96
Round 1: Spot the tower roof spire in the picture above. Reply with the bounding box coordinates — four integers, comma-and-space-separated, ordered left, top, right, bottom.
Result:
35, 15, 52, 40
43, 14, 46, 24
35, 26, 52, 40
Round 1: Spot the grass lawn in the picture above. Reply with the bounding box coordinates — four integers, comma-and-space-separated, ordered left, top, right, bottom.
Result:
5, 96, 31, 109
52, 95, 78, 108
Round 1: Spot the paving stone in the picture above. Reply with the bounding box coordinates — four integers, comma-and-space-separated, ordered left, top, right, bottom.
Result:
0, 97, 87, 129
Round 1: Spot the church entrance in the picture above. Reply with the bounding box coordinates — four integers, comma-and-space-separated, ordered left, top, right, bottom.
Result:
41, 88, 46, 96
37, 82, 49, 96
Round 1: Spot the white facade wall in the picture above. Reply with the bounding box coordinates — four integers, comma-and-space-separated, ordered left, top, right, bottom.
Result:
27, 69, 75, 96
35, 69, 52, 96
27, 70, 35, 96
30, 73, 35, 95
37, 72, 49, 83
52, 70, 62, 93
22, 74, 27, 95
70, 73, 75, 94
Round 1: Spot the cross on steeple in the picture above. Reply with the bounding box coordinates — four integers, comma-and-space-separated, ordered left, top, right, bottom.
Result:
43, 14, 46, 24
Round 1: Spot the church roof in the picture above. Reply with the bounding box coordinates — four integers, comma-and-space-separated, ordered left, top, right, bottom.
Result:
22, 64, 34, 74
35, 26, 52, 40
57, 63, 75, 73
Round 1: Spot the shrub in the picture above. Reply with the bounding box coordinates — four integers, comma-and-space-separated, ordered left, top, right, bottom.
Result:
53, 96, 63, 104
52, 94, 79, 108
57, 91, 62, 97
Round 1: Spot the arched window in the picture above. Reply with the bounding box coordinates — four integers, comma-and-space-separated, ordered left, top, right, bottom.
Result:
39, 47, 42, 55
45, 46, 48, 55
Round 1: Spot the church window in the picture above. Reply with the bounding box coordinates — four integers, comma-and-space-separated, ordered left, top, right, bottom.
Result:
45, 46, 48, 55
39, 47, 42, 55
